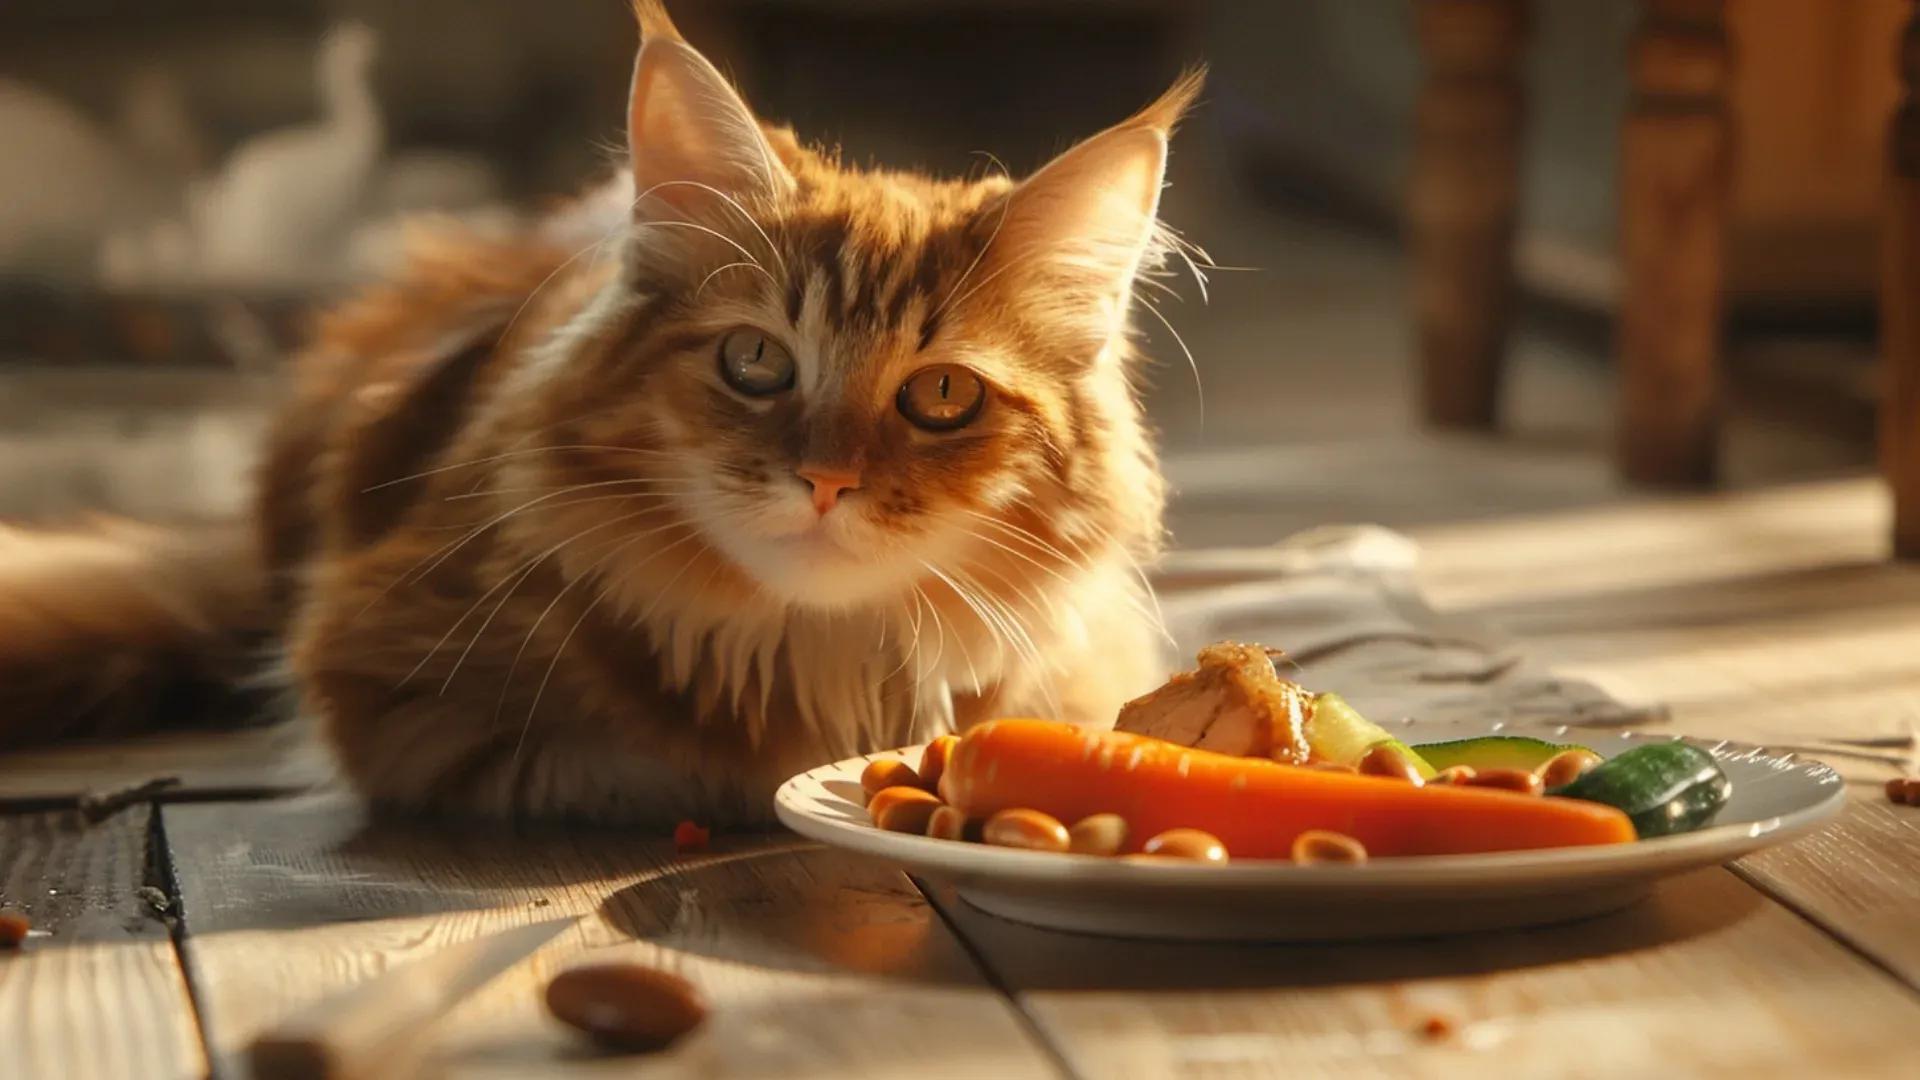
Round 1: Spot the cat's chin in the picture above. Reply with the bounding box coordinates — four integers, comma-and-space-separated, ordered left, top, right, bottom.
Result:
707, 526, 917, 611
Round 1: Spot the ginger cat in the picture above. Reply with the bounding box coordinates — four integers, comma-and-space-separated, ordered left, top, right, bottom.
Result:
0, 2, 1201, 826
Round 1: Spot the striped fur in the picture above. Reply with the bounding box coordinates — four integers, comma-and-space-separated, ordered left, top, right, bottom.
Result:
0, 2, 1202, 826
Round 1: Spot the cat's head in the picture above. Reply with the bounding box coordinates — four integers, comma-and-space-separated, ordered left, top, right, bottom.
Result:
523, 1, 1197, 613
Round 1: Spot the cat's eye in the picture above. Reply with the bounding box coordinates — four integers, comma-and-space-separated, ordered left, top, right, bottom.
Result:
718, 328, 795, 396
897, 364, 986, 432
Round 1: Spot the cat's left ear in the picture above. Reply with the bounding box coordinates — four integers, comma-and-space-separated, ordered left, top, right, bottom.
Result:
983, 69, 1204, 325
626, 2, 793, 217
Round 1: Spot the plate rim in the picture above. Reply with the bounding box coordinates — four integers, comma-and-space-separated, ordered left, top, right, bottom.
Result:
773, 726, 1847, 889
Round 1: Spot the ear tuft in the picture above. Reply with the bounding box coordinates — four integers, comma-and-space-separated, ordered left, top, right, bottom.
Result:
630, 0, 683, 43
1125, 66, 1207, 136
625, 16, 793, 219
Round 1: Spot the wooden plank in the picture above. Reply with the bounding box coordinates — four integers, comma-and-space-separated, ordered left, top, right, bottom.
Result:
1617, 0, 1732, 485
930, 867, 1920, 1079
1885, 0, 1920, 557
0, 722, 334, 806
1736, 796, 1920, 990
1408, 0, 1528, 429
1408, 481, 1919, 757
163, 796, 1057, 1078
0, 807, 208, 1080
1404, 481, 1920, 1031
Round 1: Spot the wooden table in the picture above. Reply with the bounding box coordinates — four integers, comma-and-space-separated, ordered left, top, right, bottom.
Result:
1410, 0, 1920, 559
5, 479, 1920, 1079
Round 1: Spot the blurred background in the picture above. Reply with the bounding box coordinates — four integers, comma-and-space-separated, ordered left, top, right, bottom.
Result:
0, 0, 1897, 548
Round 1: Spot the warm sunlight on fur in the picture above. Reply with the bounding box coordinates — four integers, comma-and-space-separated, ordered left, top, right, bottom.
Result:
0, 1, 1205, 827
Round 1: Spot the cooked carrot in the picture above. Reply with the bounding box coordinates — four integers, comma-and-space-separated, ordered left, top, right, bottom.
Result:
940, 718, 1635, 858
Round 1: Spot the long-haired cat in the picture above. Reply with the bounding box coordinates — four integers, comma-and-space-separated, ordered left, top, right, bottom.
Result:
0, 2, 1200, 826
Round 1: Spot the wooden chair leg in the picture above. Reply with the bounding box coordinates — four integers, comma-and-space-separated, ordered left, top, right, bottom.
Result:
1617, 0, 1732, 486
1410, 0, 1528, 430
1887, 5, 1920, 559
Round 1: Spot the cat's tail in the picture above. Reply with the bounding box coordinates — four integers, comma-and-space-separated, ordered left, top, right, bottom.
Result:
0, 517, 279, 750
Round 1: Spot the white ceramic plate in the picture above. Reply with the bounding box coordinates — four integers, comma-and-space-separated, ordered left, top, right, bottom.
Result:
773, 721, 1846, 941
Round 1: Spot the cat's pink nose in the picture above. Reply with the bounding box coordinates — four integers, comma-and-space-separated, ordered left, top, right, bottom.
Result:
796, 466, 862, 516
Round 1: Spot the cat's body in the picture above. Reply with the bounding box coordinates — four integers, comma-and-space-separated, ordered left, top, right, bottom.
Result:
0, 3, 1195, 826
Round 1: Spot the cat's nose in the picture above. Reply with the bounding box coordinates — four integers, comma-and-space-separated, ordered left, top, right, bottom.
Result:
796, 466, 862, 516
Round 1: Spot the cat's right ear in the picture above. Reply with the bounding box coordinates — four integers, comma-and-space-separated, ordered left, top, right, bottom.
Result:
626, 2, 793, 218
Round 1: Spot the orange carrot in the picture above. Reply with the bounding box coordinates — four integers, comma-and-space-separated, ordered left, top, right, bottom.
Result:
940, 718, 1635, 858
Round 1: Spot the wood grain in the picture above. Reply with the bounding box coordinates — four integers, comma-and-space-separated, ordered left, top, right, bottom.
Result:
0, 721, 333, 806
1736, 796, 1920, 989
1618, 0, 1732, 485
0, 807, 208, 1080
1408, 478, 1920, 1030
162, 796, 1057, 1079
1408, 0, 1528, 429
932, 867, 1920, 1079
1411, 482, 1920, 767
1886, 0, 1920, 557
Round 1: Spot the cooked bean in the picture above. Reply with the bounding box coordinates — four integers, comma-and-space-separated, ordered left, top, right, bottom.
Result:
1066, 813, 1129, 856
1139, 828, 1228, 863
1908, 779, 1920, 804
860, 759, 922, 800
1462, 768, 1545, 796
1433, 765, 1477, 785
1538, 749, 1604, 788
870, 786, 943, 833
982, 808, 1071, 852
926, 804, 972, 841
918, 735, 961, 795
1889, 777, 1920, 806
1291, 829, 1367, 865
1358, 744, 1425, 785
0, 911, 29, 948
546, 962, 707, 1050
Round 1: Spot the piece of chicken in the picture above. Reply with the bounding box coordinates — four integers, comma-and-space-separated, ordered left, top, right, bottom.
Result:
1115, 642, 1313, 764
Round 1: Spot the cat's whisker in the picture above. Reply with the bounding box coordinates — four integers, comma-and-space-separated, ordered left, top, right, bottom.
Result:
921, 562, 1012, 693
433, 489, 675, 537
1072, 517, 1177, 649
518, 529, 711, 764
424, 504, 677, 694
631, 219, 769, 275
950, 564, 1059, 718
1134, 274, 1184, 303
461, 403, 637, 496
494, 226, 624, 356
499, 519, 701, 764
955, 514, 1175, 641
694, 261, 766, 300
1136, 293, 1204, 429
443, 478, 695, 501
959, 509, 1086, 568
876, 597, 922, 686
1159, 226, 1213, 304
353, 482, 675, 623
954, 521, 1083, 590
1167, 229, 1256, 273
936, 258, 1020, 323
956, 511, 1178, 645
918, 565, 981, 694
910, 583, 946, 683
977, 509, 1172, 649
363, 444, 674, 492
929, 162, 1013, 324
405, 478, 678, 588
634, 179, 789, 275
